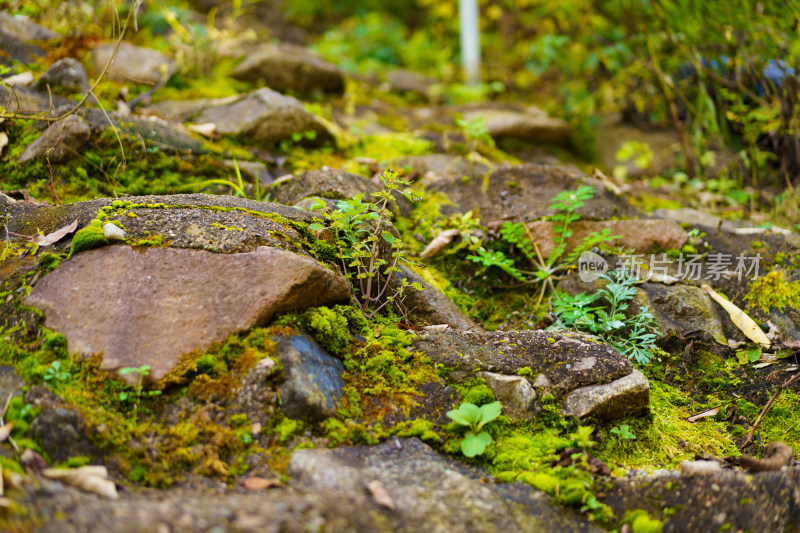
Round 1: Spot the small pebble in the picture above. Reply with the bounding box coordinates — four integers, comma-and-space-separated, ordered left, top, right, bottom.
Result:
103, 222, 127, 241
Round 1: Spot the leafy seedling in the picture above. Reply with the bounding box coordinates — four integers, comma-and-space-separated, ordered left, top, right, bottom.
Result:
44, 361, 70, 382
446, 401, 502, 457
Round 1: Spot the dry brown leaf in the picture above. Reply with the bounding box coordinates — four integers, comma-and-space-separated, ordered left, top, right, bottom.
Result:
43, 466, 118, 500
420, 229, 461, 260
242, 477, 280, 490
33, 219, 78, 246
701, 284, 770, 347
0, 421, 14, 443
686, 407, 719, 423
365, 479, 395, 510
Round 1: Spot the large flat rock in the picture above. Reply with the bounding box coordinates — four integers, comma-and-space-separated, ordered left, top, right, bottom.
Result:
24, 245, 350, 383
413, 329, 633, 395
430, 163, 638, 222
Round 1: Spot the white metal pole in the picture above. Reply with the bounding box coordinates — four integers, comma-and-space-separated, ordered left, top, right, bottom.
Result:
459, 0, 481, 85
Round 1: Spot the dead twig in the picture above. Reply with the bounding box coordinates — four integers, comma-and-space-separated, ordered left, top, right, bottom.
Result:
742, 371, 800, 448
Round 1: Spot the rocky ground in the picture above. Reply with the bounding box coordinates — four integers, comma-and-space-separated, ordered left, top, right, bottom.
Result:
1, 5, 800, 532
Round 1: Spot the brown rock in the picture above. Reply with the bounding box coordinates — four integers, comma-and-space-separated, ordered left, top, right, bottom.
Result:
24, 246, 350, 383
525, 218, 688, 258
431, 163, 638, 222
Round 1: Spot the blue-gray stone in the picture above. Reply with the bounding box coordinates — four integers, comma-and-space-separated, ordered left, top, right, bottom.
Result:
274, 334, 345, 420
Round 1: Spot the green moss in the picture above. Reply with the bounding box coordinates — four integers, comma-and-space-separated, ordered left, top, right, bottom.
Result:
745, 269, 800, 313
595, 381, 738, 470
68, 226, 108, 256
275, 305, 369, 357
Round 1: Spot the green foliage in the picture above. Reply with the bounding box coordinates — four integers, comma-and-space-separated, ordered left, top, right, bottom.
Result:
745, 270, 800, 313
185, 160, 271, 202
310, 169, 422, 317
118, 365, 162, 412
550, 271, 660, 365
44, 360, 70, 382
467, 185, 619, 307
610, 424, 636, 442
275, 305, 369, 356
446, 401, 502, 457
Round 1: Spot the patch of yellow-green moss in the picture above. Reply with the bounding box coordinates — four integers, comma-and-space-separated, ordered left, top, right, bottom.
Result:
745, 269, 800, 313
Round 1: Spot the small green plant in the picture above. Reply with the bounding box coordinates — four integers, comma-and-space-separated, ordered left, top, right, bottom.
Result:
118, 365, 162, 411
182, 160, 270, 202
610, 424, 636, 441
44, 360, 70, 382
550, 270, 660, 364
446, 401, 502, 457
468, 186, 619, 307
310, 169, 422, 317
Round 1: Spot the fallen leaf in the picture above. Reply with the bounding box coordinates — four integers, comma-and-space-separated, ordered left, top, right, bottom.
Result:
687, 407, 719, 423
242, 477, 280, 490
420, 229, 461, 260
33, 219, 78, 246
753, 362, 777, 369
43, 465, 118, 499
701, 284, 770, 347
423, 324, 450, 332
0, 497, 13, 508
365, 479, 395, 510
0, 421, 14, 442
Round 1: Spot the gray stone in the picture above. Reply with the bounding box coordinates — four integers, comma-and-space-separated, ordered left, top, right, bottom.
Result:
35, 58, 89, 95
232, 42, 344, 94
384, 69, 438, 100
274, 334, 346, 421
462, 106, 570, 145
195, 88, 333, 145
390, 265, 481, 330
414, 329, 633, 397
24, 246, 350, 384
29, 407, 99, 462
289, 438, 603, 532
430, 163, 638, 222
478, 371, 536, 420
393, 153, 490, 184
17, 115, 91, 164
140, 95, 240, 122
561, 369, 649, 419
0, 12, 57, 63
605, 467, 800, 532
0, 365, 24, 404
270, 167, 379, 206
91, 42, 175, 85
